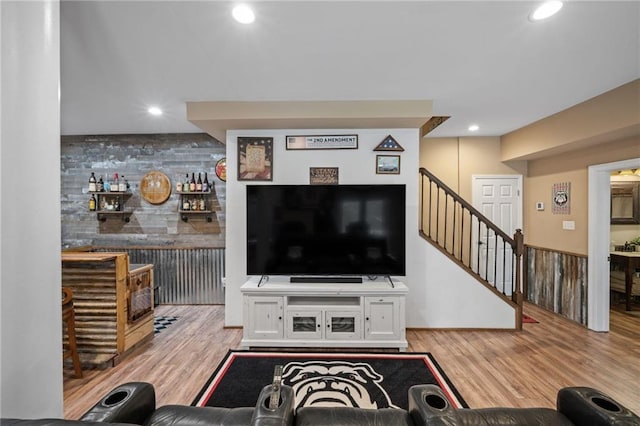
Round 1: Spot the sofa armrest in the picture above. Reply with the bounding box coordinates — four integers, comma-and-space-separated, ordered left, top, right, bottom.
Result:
408, 384, 459, 426
557, 387, 640, 426
250, 384, 295, 426
80, 382, 156, 425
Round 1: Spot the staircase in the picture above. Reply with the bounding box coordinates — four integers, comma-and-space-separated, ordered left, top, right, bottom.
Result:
419, 168, 524, 330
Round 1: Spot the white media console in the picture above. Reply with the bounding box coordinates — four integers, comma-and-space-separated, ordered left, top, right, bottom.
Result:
240, 277, 408, 350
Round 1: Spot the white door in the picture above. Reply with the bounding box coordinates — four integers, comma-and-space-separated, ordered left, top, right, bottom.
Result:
472, 175, 522, 295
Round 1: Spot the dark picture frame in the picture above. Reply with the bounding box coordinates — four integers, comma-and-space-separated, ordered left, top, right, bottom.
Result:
238, 137, 273, 181
376, 155, 400, 175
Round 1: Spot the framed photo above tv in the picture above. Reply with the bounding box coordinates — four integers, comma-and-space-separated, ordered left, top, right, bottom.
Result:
376, 155, 400, 175
238, 137, 273, 181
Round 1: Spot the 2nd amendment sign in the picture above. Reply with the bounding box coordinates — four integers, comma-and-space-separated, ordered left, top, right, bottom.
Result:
286, 134, 358, 150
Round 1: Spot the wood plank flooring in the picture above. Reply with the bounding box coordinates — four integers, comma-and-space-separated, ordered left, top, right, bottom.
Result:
63, 302, 640, 419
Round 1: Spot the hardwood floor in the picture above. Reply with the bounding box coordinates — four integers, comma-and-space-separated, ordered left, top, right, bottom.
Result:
63, 302, 640, 419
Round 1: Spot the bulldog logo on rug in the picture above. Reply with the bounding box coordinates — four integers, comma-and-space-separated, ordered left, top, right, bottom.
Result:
281, 360, 398, 409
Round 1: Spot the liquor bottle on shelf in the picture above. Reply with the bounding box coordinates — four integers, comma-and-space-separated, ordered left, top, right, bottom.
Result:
176, 178, 183, 192
203, 172, 209, 192
119, 175, 127, 192
196, 173, 202, 192
189, 173, 196, 192
114, 199, 120, 211
89, 172, 97, 192
199, 196, 206, 211
182, 198, 190, 211
97, 175, 104, 192
184, 174, 190, 192
89, 194, 97, 211
112, 173, 119, 192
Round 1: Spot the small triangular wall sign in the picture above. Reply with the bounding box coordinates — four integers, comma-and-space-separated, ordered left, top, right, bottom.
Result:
374, 135, 404, 152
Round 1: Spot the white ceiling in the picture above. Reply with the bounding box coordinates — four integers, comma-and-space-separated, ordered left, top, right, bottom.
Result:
60, 1, 640, 138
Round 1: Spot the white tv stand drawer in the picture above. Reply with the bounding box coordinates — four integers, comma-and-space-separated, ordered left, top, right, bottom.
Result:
240, 277, 408, 350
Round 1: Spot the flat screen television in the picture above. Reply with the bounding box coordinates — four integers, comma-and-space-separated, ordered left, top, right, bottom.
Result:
246, 184, 406, 278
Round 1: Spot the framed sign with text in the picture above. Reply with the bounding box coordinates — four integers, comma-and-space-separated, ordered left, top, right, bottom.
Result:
286, 134, 358, 150
238, 137, 273, 181
309, 167, 339, 185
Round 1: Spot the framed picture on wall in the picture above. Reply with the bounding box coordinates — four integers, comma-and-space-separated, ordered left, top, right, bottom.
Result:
309, 167, 339, 185
238, 137, 273, 181
376, 155, 400, 175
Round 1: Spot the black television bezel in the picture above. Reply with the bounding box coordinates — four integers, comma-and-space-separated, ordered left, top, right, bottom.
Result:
246, 184, 406, 279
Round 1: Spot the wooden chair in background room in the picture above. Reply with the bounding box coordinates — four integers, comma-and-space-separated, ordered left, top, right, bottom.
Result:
62, 287, 83, 378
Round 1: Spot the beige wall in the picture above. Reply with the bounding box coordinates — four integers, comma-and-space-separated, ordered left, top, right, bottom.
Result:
525, 136, 639, 254
420, 136, 525, 201
501, 79, 640, 161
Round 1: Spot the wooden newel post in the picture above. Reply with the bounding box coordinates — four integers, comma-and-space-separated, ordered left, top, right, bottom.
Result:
513, 229, 524, 304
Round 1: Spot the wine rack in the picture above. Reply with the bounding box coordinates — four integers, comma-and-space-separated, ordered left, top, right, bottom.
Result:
89, 191, 132, 222
177, 191, 216, 222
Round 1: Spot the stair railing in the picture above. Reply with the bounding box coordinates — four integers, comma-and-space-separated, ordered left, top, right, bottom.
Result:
419, 168, 524, 319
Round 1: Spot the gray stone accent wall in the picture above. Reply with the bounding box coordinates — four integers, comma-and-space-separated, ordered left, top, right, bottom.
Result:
61, 133, 226, 248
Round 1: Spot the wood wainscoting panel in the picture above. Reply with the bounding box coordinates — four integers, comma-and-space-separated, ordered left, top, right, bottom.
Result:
526, 246, 587, 325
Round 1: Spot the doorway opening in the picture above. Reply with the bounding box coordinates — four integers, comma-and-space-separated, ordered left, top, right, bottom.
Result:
588, 158, 640, 332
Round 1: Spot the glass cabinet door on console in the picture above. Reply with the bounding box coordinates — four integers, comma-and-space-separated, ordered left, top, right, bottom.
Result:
245, 296, 283, 339
286, 309, 362, 340
325, 310, 362, 340
286, 310, 322, 339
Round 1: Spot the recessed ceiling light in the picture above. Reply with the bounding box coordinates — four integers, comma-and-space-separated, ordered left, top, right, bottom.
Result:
232, 4, 255, 24
148, 107, 163, 116
530, 1, 563, 21
468, 124, 479, 132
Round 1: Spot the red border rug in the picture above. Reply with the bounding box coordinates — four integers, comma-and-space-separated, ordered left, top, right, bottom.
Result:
522, 314, 539, 324
192, 350, 467, 410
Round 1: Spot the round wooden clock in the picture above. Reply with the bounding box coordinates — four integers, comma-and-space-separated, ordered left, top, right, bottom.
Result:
140, 171, 172, 204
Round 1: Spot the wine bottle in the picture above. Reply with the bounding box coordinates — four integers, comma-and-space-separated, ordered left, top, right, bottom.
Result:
184, 174, 190, 192
182, 198, 190, 211
97, 175, 104, 192
89, 194, 97, 211
89, 172, 97, 192
199, 196, 206, 211
203, 172, 209, 192
119, 175, 127, 192
196, 173, 202, 192
176, 178, 183, 192
112, 173, 119, 192
189, 173, 196, 192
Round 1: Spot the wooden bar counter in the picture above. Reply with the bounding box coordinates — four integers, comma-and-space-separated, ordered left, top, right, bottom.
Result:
61, 252, 154, 366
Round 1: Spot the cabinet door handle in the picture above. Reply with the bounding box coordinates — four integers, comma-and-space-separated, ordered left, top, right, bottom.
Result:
365, 317, 370, 321
278, 316, 282, 320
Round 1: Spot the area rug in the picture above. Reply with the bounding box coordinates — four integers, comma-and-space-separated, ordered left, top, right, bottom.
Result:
522, 314, 539, 324
192, 350, 467, 410
153, 315, 178, 334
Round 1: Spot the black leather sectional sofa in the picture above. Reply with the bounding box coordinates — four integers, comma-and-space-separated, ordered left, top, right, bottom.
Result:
3, 381, 638, 426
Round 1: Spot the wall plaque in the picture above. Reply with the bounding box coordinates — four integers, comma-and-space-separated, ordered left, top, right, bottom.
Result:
309, 167, 339, 185
286, 134, 358, 150
140, 171, 171, 204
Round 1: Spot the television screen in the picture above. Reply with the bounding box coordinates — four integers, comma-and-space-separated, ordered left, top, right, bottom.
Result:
246, 184, 406, 277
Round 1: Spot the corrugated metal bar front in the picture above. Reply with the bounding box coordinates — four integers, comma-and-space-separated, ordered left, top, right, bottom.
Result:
94, 248, 225, 304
